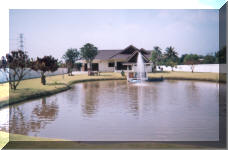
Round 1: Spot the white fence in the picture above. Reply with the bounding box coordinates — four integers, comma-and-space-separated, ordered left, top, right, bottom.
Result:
157, 64, 226, 73
0, 68, 68, 83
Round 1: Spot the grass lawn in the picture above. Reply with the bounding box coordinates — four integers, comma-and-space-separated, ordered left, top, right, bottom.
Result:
148, 71, 226, 82
0, 131, 8, 149
0, 83, 9, 101
0, 131, 62, 149
0, 131, 208, 149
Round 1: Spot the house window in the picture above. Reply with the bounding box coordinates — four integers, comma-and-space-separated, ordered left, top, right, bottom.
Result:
117, 62, 127, 70
108, 62, 114, 67
128, 65, 132, 70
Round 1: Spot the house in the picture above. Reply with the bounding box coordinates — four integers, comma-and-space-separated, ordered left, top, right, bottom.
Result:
77, 45, 153, 72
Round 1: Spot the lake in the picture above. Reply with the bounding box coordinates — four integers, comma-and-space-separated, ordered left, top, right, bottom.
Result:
0, 80, 222, 141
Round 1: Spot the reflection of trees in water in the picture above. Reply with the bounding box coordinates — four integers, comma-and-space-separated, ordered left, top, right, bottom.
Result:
9, 106, 30, 135
81, 80, 128, 117
65, 86, 79, 102
9, 97, 59, 135
82, 82, 100, 117
189, 82, 197, 92
144, 86, 158, 112
185, 81, 200, 107
126, 84, 161, 116
32, 98, 58, 120
81, 80, 162, 117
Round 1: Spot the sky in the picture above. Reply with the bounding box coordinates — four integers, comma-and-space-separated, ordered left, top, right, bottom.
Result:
9, 9, 220, 59
199, 0, 227, 8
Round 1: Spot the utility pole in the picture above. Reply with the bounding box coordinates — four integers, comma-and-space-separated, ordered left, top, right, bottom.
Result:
19, 33, 24, 51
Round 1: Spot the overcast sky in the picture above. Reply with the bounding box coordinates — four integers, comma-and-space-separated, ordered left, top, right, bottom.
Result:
9, 9, 219, 59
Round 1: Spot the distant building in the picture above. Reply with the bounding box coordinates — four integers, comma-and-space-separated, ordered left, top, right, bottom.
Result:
77, 45, 153, 72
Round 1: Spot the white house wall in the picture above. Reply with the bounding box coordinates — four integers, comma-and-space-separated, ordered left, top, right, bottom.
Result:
98, 61, 114, 72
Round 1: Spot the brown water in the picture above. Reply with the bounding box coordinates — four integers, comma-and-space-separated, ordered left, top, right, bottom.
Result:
0, 80, 221, 141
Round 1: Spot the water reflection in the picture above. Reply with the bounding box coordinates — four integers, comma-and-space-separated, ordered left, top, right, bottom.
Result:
0, 80, 222, 141
9, 97, 59, 136
81, 82, 100, 116
126, 84, 140, 116
32, 98, 58, 120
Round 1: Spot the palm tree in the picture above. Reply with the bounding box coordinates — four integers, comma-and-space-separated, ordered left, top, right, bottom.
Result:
150, 46, 162, 72
165, 46, 178, 59
164, 46, 178, 71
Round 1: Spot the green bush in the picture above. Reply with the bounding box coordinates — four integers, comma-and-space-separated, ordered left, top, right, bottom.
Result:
121, 70, 125, 76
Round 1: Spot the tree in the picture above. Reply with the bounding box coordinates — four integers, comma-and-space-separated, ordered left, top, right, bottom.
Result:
203, 54, 216, 64
58, 60, 66, 68
179, 54, 187, 64
0, 56, 7, 69
164, 46, 178, 71
31, 56, 58, 85
4, 50, 31, 90
183, 54, 199, 73
164, 46, 178, 59
0, 56, 8, 83
62, 48, 80, 76
164, 59, 178, 71
150, 46, 162, 72
80, 43, 98, 75
216, 46, 226, 64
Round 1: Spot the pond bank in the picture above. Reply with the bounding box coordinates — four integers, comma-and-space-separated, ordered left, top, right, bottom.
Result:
0, 72, 226, 109
0, 131, 214, 149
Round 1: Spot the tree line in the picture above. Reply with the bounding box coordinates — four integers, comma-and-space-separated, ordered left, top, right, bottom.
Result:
0, 43, 97, 90
150, 46, 226, 72
0, 43, 226, 90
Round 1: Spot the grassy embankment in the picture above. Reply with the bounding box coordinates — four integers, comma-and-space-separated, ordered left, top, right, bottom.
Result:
0, 131, 61, 149
0, 132, 8, 149
148, 71, 226, 83
0, 131, 208, 149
